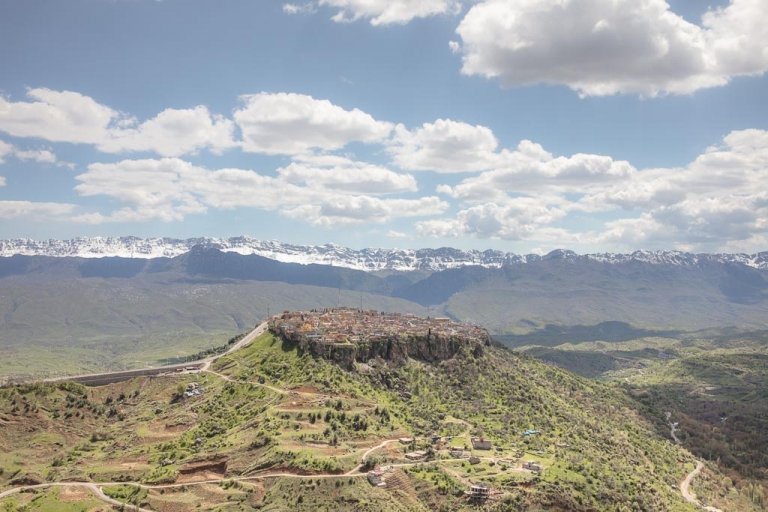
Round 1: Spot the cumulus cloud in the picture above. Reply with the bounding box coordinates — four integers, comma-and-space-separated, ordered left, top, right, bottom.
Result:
234, 92, 393, 155
283, 3, 316, 15
0, 89, 236, 157
417, 197, 567, 240
417, 128, 768, 251
283, 195, 447, 226
318, 0, 461, 25
279, 155, 417, 194
73, 156, 443, 226
0, 200, 77, 219
100, 106, 236, 156
0, 88, 120, 144
437, 139, 633, 198
455, 0, 768, 96
12, 148, 58, 163
0, 139, 61, 165
584, 129, 768, 248
388, 119, 500, 173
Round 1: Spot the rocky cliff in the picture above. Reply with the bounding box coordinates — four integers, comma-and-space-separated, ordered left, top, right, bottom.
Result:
270, 325, 490, 369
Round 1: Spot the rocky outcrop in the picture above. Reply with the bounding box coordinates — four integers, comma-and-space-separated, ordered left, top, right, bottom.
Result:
273, 324, 489, 370
179, 455, 228, 475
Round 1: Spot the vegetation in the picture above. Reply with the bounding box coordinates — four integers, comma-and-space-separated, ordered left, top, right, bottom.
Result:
1, 328, 757, 511
508, 328, 768, 511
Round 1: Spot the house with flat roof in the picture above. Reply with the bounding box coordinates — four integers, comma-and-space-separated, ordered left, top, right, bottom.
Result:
471, 437, 492, 450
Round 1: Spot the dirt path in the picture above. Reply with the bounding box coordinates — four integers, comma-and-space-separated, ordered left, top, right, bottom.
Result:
680, 461, 723, 512
0, 452, 536, 511
0, 482, 152, 512
345, 439, 401, 475
666, 411, 681, 444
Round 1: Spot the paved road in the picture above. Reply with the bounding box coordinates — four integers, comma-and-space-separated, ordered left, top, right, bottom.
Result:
37, 321, 267, 386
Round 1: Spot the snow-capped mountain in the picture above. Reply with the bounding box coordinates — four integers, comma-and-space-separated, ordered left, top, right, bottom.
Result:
1, 237, 767, 271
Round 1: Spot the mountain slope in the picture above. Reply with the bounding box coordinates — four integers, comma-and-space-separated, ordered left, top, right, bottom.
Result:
0, 326, 755, 511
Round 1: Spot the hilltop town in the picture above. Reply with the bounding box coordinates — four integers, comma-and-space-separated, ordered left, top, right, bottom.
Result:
268, 308, 491, 368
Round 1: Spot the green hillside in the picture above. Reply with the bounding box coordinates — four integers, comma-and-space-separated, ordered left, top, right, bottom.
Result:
502, 330, 768, 510
0, 328, 757, 511
0, 277, 425, 381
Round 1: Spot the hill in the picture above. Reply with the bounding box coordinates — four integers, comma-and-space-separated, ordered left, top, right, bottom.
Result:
0, 315, 759, 511
496, 328, 768, 510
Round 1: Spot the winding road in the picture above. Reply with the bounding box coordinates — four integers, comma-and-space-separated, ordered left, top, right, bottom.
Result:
667, 412, 723, 512
680, 461, 723, 512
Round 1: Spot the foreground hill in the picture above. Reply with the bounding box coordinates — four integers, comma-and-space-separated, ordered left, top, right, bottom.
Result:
0, 319, 757, 511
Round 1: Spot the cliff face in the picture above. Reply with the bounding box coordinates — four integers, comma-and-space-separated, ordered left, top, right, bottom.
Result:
273, 327, 489, 370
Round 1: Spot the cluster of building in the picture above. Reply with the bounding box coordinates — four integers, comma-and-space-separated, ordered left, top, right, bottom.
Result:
523, 460, 543, 473
182, 382, 202, 399
269, 308, 489, 346
367, 465, 393, 487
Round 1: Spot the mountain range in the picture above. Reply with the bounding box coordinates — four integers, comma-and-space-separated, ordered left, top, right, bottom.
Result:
2, 236, 768, 272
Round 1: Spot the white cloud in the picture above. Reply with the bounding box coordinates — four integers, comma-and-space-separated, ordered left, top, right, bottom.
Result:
13, 148, 57, 164
0, 88, 121, 143
417, 197, 567, 240
283, 3, 316, 15
73, 157, 443, 226
389, 119, 500, 173
438, 140, 633, 198
99, 106, 236, 157
0, 89, 236, 157
74, 158, 210, 222
278, 156, 417, 194
0, 140, 12, 163
319, 0, 460, 25
420, 128, 768, 251
455, 0, 768, 96
0, 200, 77, 220
283, 195, 447, 226
0, 139, 61, 165
234, 92, 393, 155
703, 0, 768, 77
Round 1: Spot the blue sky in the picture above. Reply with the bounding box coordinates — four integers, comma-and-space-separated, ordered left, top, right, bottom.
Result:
1, 0, 767, 253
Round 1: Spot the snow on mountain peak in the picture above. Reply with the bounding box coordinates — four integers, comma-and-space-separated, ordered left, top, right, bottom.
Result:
0, 237, 766, 272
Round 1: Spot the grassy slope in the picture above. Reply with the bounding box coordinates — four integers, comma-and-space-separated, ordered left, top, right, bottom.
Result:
0, 277, 425, 380
626, 349, 768, 510
0, 331, 754, 511
505, 332, 768, 511
441, 261, 768, 334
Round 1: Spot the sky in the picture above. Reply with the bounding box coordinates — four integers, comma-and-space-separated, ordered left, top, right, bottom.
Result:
0, 0, 767, 253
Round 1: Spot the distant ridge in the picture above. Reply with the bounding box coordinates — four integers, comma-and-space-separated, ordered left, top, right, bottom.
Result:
1, 236, 767, 271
